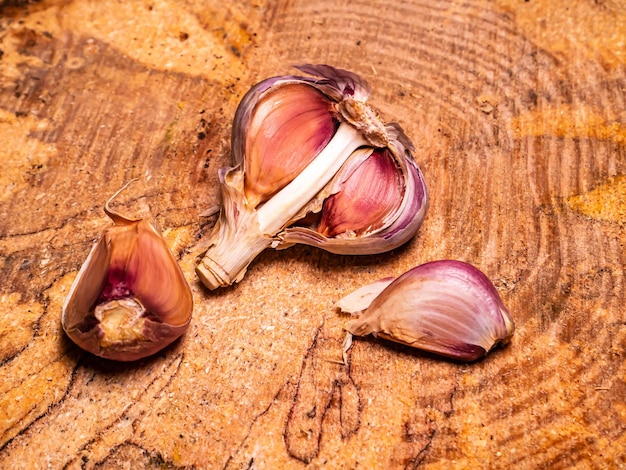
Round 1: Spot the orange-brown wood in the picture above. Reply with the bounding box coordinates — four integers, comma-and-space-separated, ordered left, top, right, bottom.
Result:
0, 0, 624, 468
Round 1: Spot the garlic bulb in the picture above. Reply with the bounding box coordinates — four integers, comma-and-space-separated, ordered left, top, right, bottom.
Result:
62, 184, 193, 361
196, 64, 428, 289
339, 260, 515, 362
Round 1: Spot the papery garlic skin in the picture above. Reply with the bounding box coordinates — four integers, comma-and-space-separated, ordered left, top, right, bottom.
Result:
196, 64, 428, 289
340, 260, 514, 362
62, 187, 193, 361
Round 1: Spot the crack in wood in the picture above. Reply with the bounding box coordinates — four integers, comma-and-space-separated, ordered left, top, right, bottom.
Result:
221, 380, 291, 470
283, 323, 361, 464
0, 352, 83, 450
75, 353, 186, 468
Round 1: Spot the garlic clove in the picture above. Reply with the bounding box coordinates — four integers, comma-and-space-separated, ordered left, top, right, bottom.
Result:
317, 148, 403, 237
340, 260, 514, 362
278, 129, 428, 255
197, 65, 428, 289
244, 83, 338, 207
62, 184, 193, 361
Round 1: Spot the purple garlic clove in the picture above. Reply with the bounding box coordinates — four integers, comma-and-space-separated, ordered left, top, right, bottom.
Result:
62, 183, 193, 361
339, 260, 515, 362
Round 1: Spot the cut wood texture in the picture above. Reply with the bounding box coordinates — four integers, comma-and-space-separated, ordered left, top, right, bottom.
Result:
1, 0, 625, 468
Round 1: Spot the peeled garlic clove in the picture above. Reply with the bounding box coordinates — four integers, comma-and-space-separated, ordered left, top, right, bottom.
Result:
196, 64, 428, 289
340, 260, 514, 362
62, 185, 193, 361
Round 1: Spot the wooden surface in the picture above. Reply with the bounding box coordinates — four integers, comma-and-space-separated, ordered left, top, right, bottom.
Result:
1, 0, 625, 468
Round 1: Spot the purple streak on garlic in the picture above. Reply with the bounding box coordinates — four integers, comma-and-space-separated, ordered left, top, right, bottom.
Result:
196, 64, 428, 289
339, 260, 515, 362
62, 183, 193, 361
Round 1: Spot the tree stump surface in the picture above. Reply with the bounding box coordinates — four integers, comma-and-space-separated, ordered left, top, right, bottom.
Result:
0, 0, 625, 468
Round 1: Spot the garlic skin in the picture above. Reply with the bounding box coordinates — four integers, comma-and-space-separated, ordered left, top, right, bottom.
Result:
196, 64, 428, 289
339, 260, 515, 362
62, 186, 193, 361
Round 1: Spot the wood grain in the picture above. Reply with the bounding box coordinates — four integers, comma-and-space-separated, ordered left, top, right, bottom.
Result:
0, 0, 625, 468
